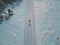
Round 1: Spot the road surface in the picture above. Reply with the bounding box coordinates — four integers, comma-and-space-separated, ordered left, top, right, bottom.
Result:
24, 0, 36, 45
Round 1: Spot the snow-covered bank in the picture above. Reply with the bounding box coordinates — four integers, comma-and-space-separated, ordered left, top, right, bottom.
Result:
0, 0, 26, 45
34, 0, 60, 45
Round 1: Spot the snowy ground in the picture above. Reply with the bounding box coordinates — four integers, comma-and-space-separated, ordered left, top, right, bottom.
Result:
0, 0, 26, 45
34, 0, 60, 45
0, 0, 60, 45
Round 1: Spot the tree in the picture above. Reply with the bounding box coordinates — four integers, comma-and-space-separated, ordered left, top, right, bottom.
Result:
2, 0, 12, 4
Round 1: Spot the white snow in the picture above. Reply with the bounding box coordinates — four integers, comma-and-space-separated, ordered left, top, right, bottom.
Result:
0, 0, 26, 45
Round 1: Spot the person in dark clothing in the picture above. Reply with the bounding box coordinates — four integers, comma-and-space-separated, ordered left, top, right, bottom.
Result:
29, 20, 31, 22
28, 20, 31, 26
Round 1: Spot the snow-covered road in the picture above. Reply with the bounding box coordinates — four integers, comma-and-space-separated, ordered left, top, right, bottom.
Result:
24, 0, 36, 45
